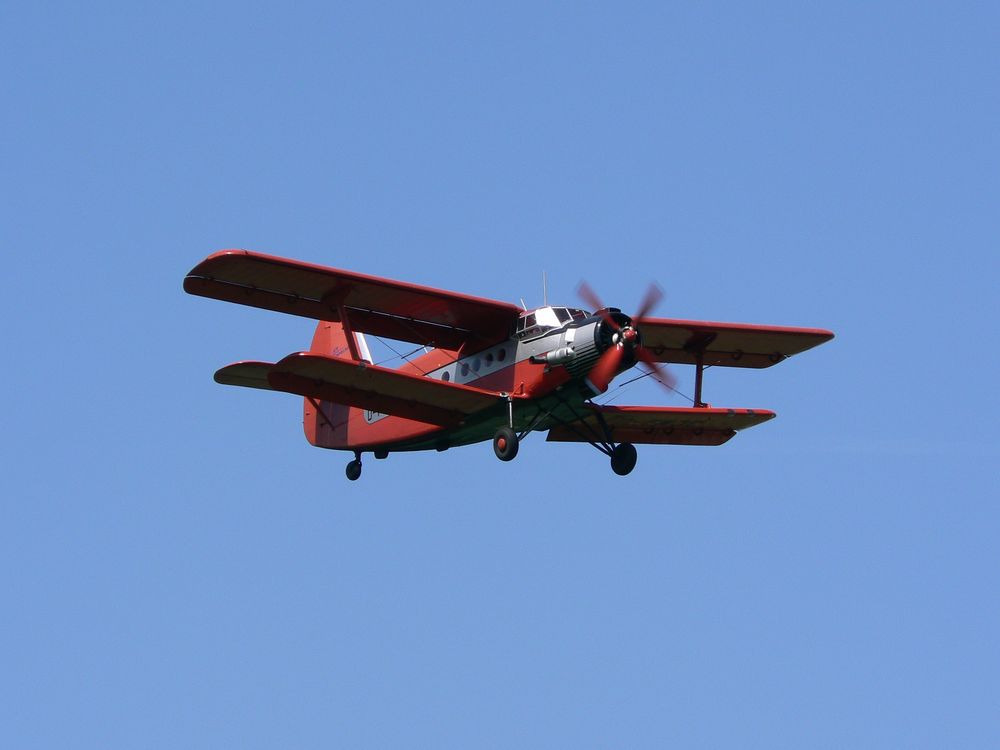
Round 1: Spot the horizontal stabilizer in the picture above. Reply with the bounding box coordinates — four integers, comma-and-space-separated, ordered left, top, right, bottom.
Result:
546, 404, 775, 446
639, 318, 833, 368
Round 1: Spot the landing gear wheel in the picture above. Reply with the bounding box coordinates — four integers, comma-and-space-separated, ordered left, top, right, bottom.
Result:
345, 459, 362, 481
610, 442, 637, 476
493, 426, 519, 462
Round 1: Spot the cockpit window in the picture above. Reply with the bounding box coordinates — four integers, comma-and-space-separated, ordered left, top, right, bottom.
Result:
515, 306, 579, 339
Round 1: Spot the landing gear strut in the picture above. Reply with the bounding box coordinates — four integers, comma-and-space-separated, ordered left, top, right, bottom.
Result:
493, 426, 519, 461
345, 451, 362, 481
542, 395, 641, 476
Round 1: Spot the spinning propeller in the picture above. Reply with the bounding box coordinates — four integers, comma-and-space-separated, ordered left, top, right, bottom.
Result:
578, 281, 677, 394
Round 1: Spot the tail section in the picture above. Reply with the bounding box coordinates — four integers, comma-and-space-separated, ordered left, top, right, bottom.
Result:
303, 321, 370, 448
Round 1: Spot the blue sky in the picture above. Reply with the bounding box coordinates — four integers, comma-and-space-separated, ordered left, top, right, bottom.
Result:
3, 2, 998, 747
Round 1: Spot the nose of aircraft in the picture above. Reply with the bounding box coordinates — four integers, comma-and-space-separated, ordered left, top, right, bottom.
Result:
578, 280, 676, 394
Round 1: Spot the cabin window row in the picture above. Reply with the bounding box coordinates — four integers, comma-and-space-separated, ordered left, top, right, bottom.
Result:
439, 345, 510, 382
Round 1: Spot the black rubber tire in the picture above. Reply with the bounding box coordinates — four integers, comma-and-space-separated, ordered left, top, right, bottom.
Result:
345, 459, 362, 481
610, 442, 637, 476
493, 426, 519, 462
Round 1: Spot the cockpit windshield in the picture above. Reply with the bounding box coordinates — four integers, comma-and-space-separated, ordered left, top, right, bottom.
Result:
515, 306, 590, 339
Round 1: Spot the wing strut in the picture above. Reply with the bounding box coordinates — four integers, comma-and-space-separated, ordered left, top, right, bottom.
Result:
337, 305, 362, 362
685, 332, 718, 408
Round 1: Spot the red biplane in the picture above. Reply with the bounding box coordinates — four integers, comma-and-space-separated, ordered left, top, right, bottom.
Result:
184, 251, 833, 480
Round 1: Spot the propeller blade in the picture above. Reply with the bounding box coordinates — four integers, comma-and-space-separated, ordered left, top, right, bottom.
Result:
586, 344, 625, 393
578, 280, 620, 331
579, 278, 673, 395
636, 346, 677, 391
634, 282, 664, 324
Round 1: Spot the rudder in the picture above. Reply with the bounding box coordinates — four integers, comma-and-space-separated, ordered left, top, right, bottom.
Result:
302, 321, 370, 448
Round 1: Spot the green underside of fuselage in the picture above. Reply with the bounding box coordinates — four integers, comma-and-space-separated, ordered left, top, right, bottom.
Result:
351, 387, 595, 454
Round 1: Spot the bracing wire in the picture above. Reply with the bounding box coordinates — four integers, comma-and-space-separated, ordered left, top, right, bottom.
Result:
371, 336, 430, 374
596, 366, 697, 406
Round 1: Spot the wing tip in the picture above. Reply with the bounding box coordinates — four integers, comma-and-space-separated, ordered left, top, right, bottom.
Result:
213, 360, 277, 390
184, 249, 251, 282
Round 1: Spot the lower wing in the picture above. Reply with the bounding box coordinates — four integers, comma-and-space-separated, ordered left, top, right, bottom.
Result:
546, 404, 775, 446
214, 353, 506, 427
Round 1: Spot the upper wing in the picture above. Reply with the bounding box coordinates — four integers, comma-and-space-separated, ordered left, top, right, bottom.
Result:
184, 250, 522, 349
639, 318, 834, 368
215, 353, 505, 427
546, 404, 775, 446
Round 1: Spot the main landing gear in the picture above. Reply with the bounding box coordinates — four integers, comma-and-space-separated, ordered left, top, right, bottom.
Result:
345, 450, 362, 481
492, 395, 521, 463
491, 421, 636, 475
491, 421, 637, 475
492, 394, 640, 476
493, 426, 519, 461
543, 396, 641, 475
610, 442, 637, 476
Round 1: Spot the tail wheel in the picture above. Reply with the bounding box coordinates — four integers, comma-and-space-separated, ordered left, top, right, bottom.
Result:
345, 459, 362, 481
610, 442, 637, 476
493, 426, 519, 462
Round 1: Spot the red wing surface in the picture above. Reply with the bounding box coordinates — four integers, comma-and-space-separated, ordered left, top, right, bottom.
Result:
214, 361, 275, 390
184, 250, 521, 349
216, 353, 505, 427
639, 318, 834, 368
546, 404, 776, 446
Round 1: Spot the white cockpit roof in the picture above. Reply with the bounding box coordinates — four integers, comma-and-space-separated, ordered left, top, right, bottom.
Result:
515, 306, 589, 338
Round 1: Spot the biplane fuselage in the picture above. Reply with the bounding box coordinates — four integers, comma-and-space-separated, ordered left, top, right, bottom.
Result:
304, 305, 621, 453
185, 250, 833, 479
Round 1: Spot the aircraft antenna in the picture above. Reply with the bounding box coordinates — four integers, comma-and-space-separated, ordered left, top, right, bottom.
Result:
519, 297, 527, 311
542, 271, 547, 306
